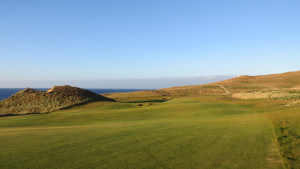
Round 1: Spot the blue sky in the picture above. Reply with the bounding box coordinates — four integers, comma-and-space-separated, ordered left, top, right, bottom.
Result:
0, 0, 299, 88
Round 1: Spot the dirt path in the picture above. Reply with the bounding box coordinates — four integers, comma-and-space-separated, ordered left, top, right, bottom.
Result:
217, 84, 230, 94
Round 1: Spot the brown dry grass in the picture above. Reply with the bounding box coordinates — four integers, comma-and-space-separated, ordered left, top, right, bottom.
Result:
216, 70, 300, 89
232, 91, 299, 100
105, 70, 300, 103
104, 85, 226, 101
286, 100, 300, 106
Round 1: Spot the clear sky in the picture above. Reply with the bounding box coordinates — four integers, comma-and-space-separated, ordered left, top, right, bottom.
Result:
0, 0, 299, 88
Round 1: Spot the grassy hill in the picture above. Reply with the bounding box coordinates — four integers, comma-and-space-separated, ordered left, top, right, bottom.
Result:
104, 70, 300, 101
0, 85, 114, 116
0, 71, 300, 169
217, 70, 300, 88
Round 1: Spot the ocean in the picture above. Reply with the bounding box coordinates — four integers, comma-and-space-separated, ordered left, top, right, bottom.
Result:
0, 88, 148, 101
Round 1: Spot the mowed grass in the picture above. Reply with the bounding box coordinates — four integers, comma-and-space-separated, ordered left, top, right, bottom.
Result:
0, 97, 284, 169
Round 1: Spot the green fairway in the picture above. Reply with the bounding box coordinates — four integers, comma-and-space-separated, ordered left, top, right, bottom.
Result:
0, 97, 284, 169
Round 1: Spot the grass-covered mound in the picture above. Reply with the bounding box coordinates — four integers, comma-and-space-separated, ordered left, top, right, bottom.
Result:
0, 85, 114, 116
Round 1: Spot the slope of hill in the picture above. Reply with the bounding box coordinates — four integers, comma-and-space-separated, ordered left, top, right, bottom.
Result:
0, 85, 114, 116
103, 85, 225, 101
104, 70, 300, 101
217, 71, 300, 88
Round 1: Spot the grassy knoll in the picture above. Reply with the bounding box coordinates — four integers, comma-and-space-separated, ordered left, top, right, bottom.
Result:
0, 85, 114, 116
0, 97, 284, 169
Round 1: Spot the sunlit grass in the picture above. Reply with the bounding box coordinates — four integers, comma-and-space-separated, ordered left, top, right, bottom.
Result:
0, 97, 286, 169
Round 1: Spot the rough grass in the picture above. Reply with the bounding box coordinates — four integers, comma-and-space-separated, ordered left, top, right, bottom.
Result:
0, 86, 114, 116
105, 70, 300, 101
0, 97, 284, 169
232, 91, 300, 100
285, 100, 300, 106
217, 71, 300, 89
104, 85, 225, 100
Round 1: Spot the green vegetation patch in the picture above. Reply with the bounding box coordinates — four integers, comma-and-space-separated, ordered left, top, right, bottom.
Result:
0, 97, 284, 169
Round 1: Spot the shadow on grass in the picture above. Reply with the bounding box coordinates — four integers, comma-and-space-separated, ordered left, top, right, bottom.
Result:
124, 99, 169, 103
0, 112, 46, 117
58, 99, 115, 110
0, 98, 116, 118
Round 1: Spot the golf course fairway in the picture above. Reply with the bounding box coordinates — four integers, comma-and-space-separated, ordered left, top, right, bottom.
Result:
0, 97, 284, 169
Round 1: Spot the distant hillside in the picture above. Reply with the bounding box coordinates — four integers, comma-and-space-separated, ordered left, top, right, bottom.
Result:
216, 70, 300, 88
0, 85, 115, 116
104, 70, 300, 101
